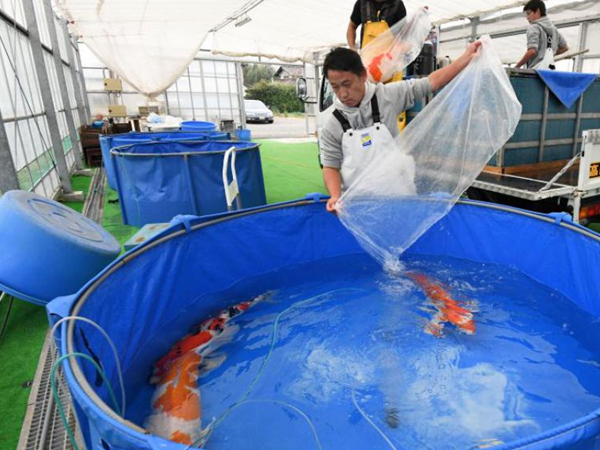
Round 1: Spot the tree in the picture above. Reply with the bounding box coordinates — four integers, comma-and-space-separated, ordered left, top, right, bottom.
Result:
246, 80, 304, 113
242, 64, 275, 87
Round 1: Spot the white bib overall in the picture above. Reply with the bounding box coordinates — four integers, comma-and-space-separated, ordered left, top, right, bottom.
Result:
532, 24, 556, 70
335, 94, 414, 192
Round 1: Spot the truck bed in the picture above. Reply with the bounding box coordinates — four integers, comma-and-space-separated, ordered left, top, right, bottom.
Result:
473, 164, 578, 201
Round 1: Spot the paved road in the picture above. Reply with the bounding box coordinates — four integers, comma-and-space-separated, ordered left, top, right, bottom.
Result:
246, 116, 314, 139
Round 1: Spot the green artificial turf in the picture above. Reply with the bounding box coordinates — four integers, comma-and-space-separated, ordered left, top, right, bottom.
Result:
0, 298, 48, 450
102, 187, 139, 250
60, 174, 93, 213
257, 139, 327, 203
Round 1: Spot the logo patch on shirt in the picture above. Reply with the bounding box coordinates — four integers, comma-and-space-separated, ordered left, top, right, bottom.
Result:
361, 133, 372, 148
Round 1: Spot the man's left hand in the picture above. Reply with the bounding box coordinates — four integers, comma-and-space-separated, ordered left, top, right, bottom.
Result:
464, 41, 482, 61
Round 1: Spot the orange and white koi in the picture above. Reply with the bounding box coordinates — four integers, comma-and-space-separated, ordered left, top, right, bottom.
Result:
145, 293, 267, 445
368, 52, 393, 83
407, 272, 476, 337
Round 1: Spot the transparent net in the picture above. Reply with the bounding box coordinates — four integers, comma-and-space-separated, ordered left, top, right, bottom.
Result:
338, 36, 522, 270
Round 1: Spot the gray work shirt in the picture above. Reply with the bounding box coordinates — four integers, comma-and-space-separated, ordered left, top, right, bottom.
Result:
526, 16, 567, 69
319, 78, 432, 169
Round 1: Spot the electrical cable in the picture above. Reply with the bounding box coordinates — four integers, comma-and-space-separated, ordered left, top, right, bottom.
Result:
202, 399, 323, 450
351, 389, 398, 450
51, 352, 122, 450
50, 315, 127, 417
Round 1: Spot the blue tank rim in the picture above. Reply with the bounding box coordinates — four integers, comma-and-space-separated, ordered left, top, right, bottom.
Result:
109, 139, 260, 157
0, 279, 46, 306
59, 197, 600, 448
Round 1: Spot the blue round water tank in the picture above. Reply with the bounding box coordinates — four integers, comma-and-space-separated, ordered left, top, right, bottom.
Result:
99, 131, 228, 190
51, 199, 600, 449
0, 190, 120, 305
236, 128, 252, 141
180, 121, 217, 132
110, 140, 266, 227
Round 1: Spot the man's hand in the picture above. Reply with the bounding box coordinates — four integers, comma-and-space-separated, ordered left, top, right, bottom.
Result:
326, 196, 340, 214
428, 39, 482, 91
464, 41, 482, 61
323, 166, 343, 214
515, 48, 537, 68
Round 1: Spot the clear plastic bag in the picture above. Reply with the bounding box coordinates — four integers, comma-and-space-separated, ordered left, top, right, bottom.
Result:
338, 36, 522, 269
360, 8, 432, 83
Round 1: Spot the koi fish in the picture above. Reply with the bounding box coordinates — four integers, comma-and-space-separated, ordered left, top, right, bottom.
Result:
407, 272, 476, 337
368, 52, 393, 83
146, 293, 267, 445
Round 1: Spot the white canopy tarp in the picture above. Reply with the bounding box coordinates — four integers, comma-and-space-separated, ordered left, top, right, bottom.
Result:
54, 0, 251, 97
55, 0, 597, 98
208, 0, 596, 63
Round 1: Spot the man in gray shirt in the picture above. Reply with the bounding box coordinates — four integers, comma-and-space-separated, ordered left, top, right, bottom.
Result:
320, 43, 482, 213
516, 0, 568, 69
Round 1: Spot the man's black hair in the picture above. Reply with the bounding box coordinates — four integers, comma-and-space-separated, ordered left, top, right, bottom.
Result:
523, 0, 547, 16
323, 47, 366, 78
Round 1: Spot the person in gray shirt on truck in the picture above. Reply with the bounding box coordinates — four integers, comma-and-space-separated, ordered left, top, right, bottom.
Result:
319, 43, 482, 213
515, 0, 568, 69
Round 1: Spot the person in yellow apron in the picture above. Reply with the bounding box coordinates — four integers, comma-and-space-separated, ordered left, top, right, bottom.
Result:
346, 0, 407, 52
347, 0, 408, 128
319, 44, 482, 214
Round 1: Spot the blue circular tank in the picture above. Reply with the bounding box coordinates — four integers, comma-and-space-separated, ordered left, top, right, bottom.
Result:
51, 199, 600, 450
110, 140, 266, 227
0, 190, 120, 305
236, 128, 252, 141
180, 121, 217, 132
99, 131, 228, 190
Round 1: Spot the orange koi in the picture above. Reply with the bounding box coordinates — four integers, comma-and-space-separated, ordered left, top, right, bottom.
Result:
368, 52, 393, 83
407, 273, 476, 337
146, 293, 267, 445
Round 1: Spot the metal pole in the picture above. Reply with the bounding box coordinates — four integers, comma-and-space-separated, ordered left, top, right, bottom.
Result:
61, 19, 87, 127
470, 17, 479, 41
44, 0, 83, 170
22, 0, 73, 192
215, 62, 222, 121
572, 94, 584, 156
0, 108, 20, 192
575, 22, 588, 73
73, 36, 91, 120
236, 62, 246, 127
303, 62, 309, 136
186, 68, 196, 120
164, 88, 171, 115
199, 60, 209, 121
538, 85, 549, 163
313, 57, 321, 135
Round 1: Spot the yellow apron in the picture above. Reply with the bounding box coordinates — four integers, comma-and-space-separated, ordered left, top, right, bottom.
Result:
362, 20, 406, 130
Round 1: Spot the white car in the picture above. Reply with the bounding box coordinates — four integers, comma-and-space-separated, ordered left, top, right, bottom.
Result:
244, 99, 274, 124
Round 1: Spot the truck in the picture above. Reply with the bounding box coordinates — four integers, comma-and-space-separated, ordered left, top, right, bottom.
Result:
298, 67, 600, 225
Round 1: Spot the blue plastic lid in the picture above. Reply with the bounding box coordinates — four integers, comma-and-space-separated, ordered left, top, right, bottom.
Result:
180, 120, 217, 132
24, 195, 116, 250
0, 191, 121, 305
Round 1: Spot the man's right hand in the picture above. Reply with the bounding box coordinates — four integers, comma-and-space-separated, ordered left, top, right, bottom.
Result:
326, 196, 340, 214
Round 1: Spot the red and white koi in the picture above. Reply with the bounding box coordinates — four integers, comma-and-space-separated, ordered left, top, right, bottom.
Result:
407, 272, 476, 337
145, 293, 267, 445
